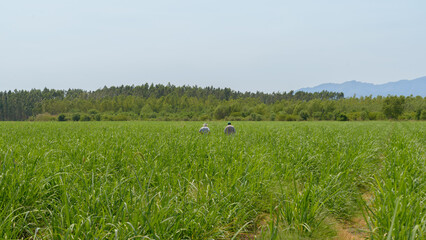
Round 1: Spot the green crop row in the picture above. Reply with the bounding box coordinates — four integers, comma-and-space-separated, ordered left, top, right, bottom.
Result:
0, 121, 424, 239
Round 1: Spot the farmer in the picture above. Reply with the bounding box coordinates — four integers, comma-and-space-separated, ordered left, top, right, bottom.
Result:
224, 122, 236, 135
199, 123, 210, 134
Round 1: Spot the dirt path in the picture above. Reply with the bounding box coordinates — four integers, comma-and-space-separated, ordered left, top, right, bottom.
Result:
335, 217, 368, 240
334, 192, 372, 240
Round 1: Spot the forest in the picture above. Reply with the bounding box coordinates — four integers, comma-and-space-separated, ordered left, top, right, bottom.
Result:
0, 83, 425, 121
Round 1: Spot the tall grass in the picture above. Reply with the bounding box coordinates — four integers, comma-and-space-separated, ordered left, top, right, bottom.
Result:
363, 123, 426, 239
0, 121, 424, 239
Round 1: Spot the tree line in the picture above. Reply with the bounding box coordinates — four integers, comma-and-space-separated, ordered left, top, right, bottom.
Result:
0, 84, 425, 121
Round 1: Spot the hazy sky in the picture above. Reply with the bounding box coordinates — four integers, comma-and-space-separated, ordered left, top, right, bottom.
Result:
1, 1, 425, 93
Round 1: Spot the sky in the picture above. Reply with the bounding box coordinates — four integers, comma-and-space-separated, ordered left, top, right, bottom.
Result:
1, 1, 425, 93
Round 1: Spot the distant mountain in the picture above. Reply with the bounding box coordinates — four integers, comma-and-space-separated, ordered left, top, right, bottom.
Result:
298, 76, 426, 97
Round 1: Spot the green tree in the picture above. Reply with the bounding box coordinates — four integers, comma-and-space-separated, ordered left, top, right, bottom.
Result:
383, 96, 405, 119
214, 105, 231, 120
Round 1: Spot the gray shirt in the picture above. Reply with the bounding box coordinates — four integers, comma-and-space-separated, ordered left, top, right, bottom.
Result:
199, 127, 210, 134
224, 125, 236, 135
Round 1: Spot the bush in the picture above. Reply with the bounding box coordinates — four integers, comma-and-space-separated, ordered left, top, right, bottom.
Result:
347, 112, 361, 121
286, 115, 297, 121
200, 114, 210, 121
368, 111, 387, 120
360, 111, 369, 121
72, 113, 81, 121
421, 110, 426, 120
399, 112, 416, 120
80, 114, 91, 121
375, 112, 387, 120
88, 109, 99, 115
336, 113, 348, 121
227, 116, 243, 121
312, 112, 323, 120
277, 112, 287, 121
94, 114, 101, 121
58, 114, 66, 121
249, 113, 263, 121
112, 114, 129, 121
299, 111, 309, 121
323, 112, 334, 120
368, 112, 377, 120
35, 113, 56, 121
230, 112, 242, 117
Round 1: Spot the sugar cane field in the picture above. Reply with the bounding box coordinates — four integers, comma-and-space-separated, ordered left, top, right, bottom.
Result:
0, 121, 425, 239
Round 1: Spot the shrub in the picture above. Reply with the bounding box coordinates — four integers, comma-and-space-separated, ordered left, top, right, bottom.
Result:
230, 112, 242, 117
368, 111, 386, 120
312, 112, 323, 120
286, 115, 297, 121
80, 114, 91, 121
200, 114, 210, 121
347, 112, 361, 121
94, 114, 101, 121
112, 114, 129, 121
360, 111, 369, 120
277, 112, 287, 121
88, 109, 99, 115
336, 113, 348, 121
227, 116, 243, 121
249, 113, 263, 121
421, 110, 426, 120
299, 111, 309, 121
35, 113, 56, 121
72, 113, 81, 121
58, 114, 66, 121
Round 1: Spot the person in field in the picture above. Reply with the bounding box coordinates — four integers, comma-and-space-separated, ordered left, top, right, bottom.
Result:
224, 122, 236, 135
199, 123, 210, 134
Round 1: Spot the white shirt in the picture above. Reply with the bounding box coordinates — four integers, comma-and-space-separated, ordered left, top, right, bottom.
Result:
199, 126, 210, 134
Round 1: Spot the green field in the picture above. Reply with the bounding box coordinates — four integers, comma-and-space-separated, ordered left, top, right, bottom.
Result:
0, 121, 425, 239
